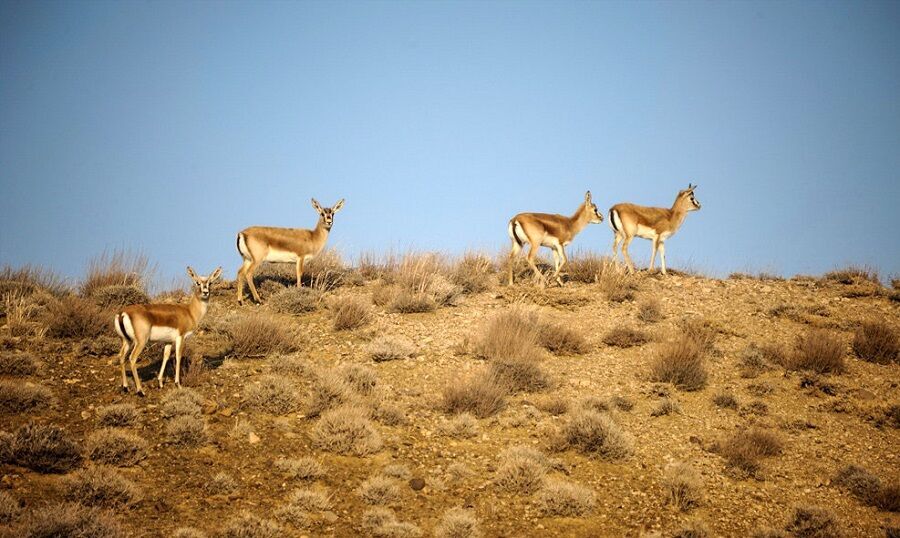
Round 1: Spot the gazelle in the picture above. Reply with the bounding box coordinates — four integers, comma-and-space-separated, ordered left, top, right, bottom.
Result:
608, 184, 701, 275
114, 267, 222, 396
236, 198, 344, 304
507, 191, 604, 286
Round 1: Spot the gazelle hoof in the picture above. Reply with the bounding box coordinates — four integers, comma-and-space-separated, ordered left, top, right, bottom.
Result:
136, 391, 145, 398
122, 386, 129, 393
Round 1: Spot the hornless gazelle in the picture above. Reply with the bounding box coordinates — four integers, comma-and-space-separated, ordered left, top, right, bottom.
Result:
507, 191, 604, 286
114, 267, 222, 396
236, 198, 344, 305
609, 184, 701, 275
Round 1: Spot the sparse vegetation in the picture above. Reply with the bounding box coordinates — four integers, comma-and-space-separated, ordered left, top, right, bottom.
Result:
0, 380, 53, 412
536, 479, 595, 516
0, 351, 38, 376
713, 391, 739, 410
96, 403, 138, 428
487, 350, 551, 393
784, 505, 842, 538
438, 413, 479, 438
165, 415, 207, 446
19, 502, 123, 538
2, 423, 81, 473
361, 507, 422, 538
852, 322, 899, 365
80, 250, 152, 298
637, 298, 663, 323
602, 326, 650, 348
537, 321, 589, 355
649, 336, 708, 391
715, 428, 783, 476
218, 512, 282, 538
824, 266, 880, 285
274, 457, 325, 481
331, 296, 373, 330
160, 387, 204, 418
368, 335, 416, 362
62, 465, 141, 507
650, 398, 680, 417
664, 462, 703, 511
285, 487, 331, 511
311, 406, 383, 456
672, 521, 711, 538
434, 507, 481, 538
494, 446, 548, 493
269, 287, 322, 314
86, 428, 147, 466
833, 464, 900, 512
554, 408, 633, 460
244, 375, 301, 414
358, 475, 403, 505
90, 284, 149, 308
43, 295, 109, 339
228, 313, 299, 358
450, 253, 496, 294
440, 371, 508, 418
789, 330, 845, 374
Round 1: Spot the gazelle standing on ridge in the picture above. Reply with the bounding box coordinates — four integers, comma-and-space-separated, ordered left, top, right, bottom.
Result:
114, 266, 222, 396
508, 191, 604, 287
608, 184, 701, 275
236, 198, 344, 304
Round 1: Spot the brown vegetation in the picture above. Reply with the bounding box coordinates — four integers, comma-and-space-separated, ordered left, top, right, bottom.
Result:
331, 296, 373, 330
784, 505, 842, 538
228, 314, 299, 358
244, 375, 301, 414
0, 380, 53, 412
269, 287, 322, 314
715, 428, 783, 476
311, 406, 382, 456
602, 326, 650, 348
664, 462, 703, 511
554, 408, 633, 460
788, 330, 846, 374
440, 371, 508, 418
649, 336, 708, 391
62, 465, 142, 507
434, 507, 481, 538
367, 335, 416, 362
43, 295, 109, 339
851, 322, 899, 365
0, 351, 38, 376
18, 502, 123, 538
637, 298, 663, 323
2, 423, 81, 473
86, 428, 147, 466
535, 479, 595, 516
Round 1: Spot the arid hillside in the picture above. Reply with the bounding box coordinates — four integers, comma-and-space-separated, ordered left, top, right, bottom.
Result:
0, 252, 898, 538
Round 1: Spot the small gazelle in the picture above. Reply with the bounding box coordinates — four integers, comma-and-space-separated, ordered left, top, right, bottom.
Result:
114, 266, 222, 396
508, 191, 604, 286
236, 198, 344, 304
608, 184, 701, 275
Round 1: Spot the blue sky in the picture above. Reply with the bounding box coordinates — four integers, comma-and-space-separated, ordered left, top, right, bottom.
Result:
1, 0, 898, 284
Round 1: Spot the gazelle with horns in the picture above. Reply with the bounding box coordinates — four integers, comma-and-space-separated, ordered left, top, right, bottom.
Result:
114, 266, 223, 396
608, 184, 701, 275
236, 198, 344, 304
507, 191, 604, 286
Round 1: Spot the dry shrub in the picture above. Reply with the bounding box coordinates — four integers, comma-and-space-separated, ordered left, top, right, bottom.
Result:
535, 395, 569, 416
80, 250, 152, 298
358, 475, 403, 505
637, 299, 663, 323
649, 337, 708, 391
306, 370, 355, 418
86, 429, 147, 466
664, 462, 703, 511
361, 507, 422, 538
380, 464, 411, 480
487, 349, 551, 393
673, 521, 711, 538
0, 351, 38, 376
536, 479, 595, 516
173, 528, 207, 538
205, 472, 238, 495
304, 249, 355, 291
96, 404, 137, 428
385, 253, 462, 307
0, 380, 53, 412
740, 344, 775, 378
789, 330, 845, 374
269, 355, 314, 378
715, 428, 783, 476
165, 415, 206, 446
0, 490, 21, 523
471, 307, 539, 360
824, 266, 880, 285
62, 465, 141, 507
274, 457, 324, 481
0, 264, 68, 297
218, 512, 282, 538
340, 364, 378, 395
650, 398, 680, 417
179, 356, 208, 388
19, 502, 123, 538
750, 528, 787, 538
785, 505, 842, 538
438, 413, 479, 438
610, 395, 635, 411
677, 318, 718, 353
602, 326, 650, 348
244, 375, 300, 414
450, 253, 496, 294
44, 295, 109, 339
597, 263, 637, 302
160, 387, 203, 418
285, 487, 330, 511
388, 290, 437, 313
713, 391, 739, 410
331, 296, 373, 330
564, 252, 616, 284
440, 372, 507, 418
371, 282, 398, 307
537, 322, 589, 355
269, 287, 321, 315
2, 290, 48, 338
3, 423, 81, 473
434, 507, 481, 538
834, 464, 900, 512
555, 408, 633, 460
368, 335, 416, 362
311, 406, 382, 456
852, 322, 899, 365
90, 285, 149, 308
229, 314, 299, 358
494, 447, 548, 493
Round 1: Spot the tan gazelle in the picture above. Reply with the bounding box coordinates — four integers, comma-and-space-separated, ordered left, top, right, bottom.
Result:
114, 266, 222, 396
235, 198, 344, 304
608, 184, 701, 275
507, 191, 604, 286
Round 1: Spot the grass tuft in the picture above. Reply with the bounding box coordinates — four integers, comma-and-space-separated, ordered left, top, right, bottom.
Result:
602, 326, 650, 348
789, 330, 845, 374
228, 314, 299, 358
331, 296, 373, 330
649, 336, 708, 391
536, 479, 595, 516
368, 335, 416, 362
96, 404, 138, 428
664, 462, 703, 511
440, 371, 508, 418
358, 475, 403, 505
218, 512, 282, 538
311, 406, 383, 456
434, 507, 481, 538
244, 375, 301, 415
2, 423, 81, 473
19, 502, 123, 538
0, 351, 38, 376
361, 507, 422, 538
62, 465, 141, 507
0, 380, 53, 413
44, 295, 109, 339
851, 322, 899, 365
714, 428, 783, 477
86, 428, 147, 466
554, 408, 633, 460
784, 505, 842, 538
165, 415, 207, 446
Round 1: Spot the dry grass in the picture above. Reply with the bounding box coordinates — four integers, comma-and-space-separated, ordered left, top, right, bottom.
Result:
537, 321, 590, 355
179, 356, 208, 388
44, 295, 109, 339
602, 326, 650, 348
368, 335, 416, 362
470, 307, 539, 360
0, 264, 68, 297
80, 249, 153, 298
95, 403, 138, 428
361, 507, 422, 538
86, 428, 147, 466
173, 528, 207, 538
677, 317, 718, 353
650, 398, 680, 417
204, 472, 238, 495
269, 355, 314, 378
62, 465, 141, 507
2, 423, 81, 473
487, 349, 551, 393
388, 289, 438, 313
554, 408, 633, 460
244, 375, 301, 414
331, 296, 373, 330
852, 322, 899, 365
0, 380, 53, 412
664, 462, 703, 511
788, 330, 846, 374
672, 521, 711, 538
494, 446, 548, 493
340, 364, 378, 395
740, 344, 776, 378
90, 284, 149, 308
438, 413, 479, 438
0, 490, 21, 523
306, 370, 356, 418
165, 415, 207, 446
284, 487, 331, 511
637, 298, 663, 323
311, 406, 383, 456
160, 387, 203, 418
784, 505, 842, 538
2, 290, 48, 338
0, 351, 38, 376
440, 371, 508, 418
228, 314, 299, 358
218, 512, 282, 538
269, 287, 322, 315
535, 394, 569, 416
564, 252, 616, 284
824, 265, 880, 285
358, 475, 403, 505
713, 391, 739, 410
450, 253, 497, 294
434, 507, 481, 538
274, 457, 325, 481
536, 478, 595, 516
715, 428, 783, 476
833, 464, 900, 512
649, 336, 708, 391
19, 502, 123, 538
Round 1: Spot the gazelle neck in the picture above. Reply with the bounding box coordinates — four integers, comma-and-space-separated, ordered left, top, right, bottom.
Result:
313, 216, 332, 235
568, 202, 593, 234
669, 197, 689, 229
188, 291, 209, 326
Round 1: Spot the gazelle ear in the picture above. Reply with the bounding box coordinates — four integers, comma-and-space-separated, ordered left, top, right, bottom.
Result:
186, 266, 199, 281
208, 267, 223, 282
332, 199, 345, 213
311, 198, 323, 213
585, 191, 592, 203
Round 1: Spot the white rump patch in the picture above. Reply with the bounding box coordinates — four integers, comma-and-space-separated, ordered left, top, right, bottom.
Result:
119, 314, 136, 341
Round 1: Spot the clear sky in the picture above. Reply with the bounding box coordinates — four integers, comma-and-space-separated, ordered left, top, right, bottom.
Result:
1, 0, 898, 285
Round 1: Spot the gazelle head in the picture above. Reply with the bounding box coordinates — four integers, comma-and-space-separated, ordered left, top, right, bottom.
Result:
583, 191, 604, 223
187, 266, 223, 301
312, 198, 345, 231
676, 184, 701, 211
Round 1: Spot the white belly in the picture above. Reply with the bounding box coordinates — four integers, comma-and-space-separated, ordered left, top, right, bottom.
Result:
149, 326, 182, 342
635, 224, 658, 240
541, 237, 562, 249
264, 248, 300, 263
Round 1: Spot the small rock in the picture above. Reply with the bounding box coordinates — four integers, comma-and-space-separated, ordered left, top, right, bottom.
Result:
202, 400, 218, 415
248, 432, 261, 444
409, 477, 426, 491
689, 435, 702, 445
219, 407, 235, 417
322, 511, 338, 523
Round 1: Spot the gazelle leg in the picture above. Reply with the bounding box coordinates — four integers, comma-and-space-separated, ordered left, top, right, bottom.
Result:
128, 338, 148, 396
659, 241, 668, 275
508, 240, 522, 286
158, 344, 172, 388
649, 238, 658, 273
118, 340, 132, 392
174, 336, 184, 387
237, 259, 252, 305
245, 261, 263, 303
622, 236, 636, 274
525, 242, 546, 287
295, 258, 305, 288
612, 233, 622, 261
557, 246, 568, 285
